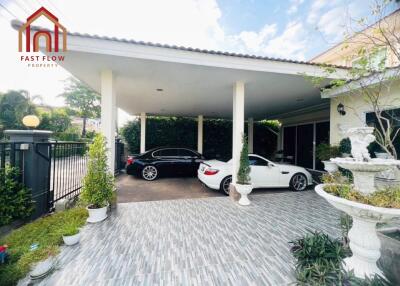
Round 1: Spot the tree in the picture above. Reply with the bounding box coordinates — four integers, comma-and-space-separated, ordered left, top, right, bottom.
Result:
59, 77, 100, 137
310, 0, 400, 158
38, 108, 72, 133
0, 90, 37, 137
237, 134, 251, 185
81, 134, 114, 208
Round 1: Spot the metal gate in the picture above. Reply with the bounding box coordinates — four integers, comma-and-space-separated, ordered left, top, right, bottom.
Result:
35, 142, 89, 211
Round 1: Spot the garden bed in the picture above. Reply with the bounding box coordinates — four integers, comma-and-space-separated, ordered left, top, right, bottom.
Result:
0, 207, 87, 286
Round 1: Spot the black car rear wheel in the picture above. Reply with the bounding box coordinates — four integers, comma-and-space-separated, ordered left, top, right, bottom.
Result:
142, 165, 158, 181
220, 176, 232, 195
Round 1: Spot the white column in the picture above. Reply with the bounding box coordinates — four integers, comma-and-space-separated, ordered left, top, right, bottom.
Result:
140, 112, 146, 153
101, 69, 116, 172
232, 81, 245, 184
197, 115, 203, 154
248, 117, 254, 154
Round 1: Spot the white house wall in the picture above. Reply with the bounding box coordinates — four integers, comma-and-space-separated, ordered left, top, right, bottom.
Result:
330, 80, 400, 145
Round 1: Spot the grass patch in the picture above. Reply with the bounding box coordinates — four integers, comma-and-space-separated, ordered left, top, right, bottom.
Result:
322, 172, 400, 208
0, 207, 88, 286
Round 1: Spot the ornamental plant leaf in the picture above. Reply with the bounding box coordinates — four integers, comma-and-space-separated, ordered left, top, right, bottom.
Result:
80, 134, 114, 208
237, 134, 251, 185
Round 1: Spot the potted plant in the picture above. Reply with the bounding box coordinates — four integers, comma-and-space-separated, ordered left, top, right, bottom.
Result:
339, 137, 351, 157
62, 223, 81, 246
29, 247, 57, 280
316, 143, 341, 173
81, 134, 114, 223
235, 134, 253, 206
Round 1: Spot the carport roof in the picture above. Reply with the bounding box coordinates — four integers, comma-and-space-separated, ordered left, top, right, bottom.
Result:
12, 20, 348, 120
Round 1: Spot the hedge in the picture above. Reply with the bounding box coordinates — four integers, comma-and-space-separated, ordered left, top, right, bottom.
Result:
121, 116, 279, 161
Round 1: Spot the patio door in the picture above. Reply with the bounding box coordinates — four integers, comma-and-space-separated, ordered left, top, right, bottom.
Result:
282, 120, 330, 170
296, 124, 313, 169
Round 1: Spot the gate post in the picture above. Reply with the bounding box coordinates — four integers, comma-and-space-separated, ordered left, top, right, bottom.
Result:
5, 130, 53, 218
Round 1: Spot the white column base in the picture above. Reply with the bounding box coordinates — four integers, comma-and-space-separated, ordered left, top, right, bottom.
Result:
344, 217, 383, 279
353, 171, 377, 195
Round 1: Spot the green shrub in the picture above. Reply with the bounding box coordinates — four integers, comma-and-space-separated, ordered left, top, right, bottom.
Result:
340, 214, 352, 248
0, 166, 34, 227
322, 173, 400, 208
81, 134, 114, 208
290, 231, 391, 285
0, 207, 87, 286
339, 137, 352, 154
316, 143, 341, 161
60, 220, 80, 236
237, 134, 251, 185
120, 116, 278, 160
290, 231, 347, 285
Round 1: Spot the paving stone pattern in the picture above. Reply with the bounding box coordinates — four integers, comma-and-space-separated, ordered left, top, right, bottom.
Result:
22, 191, 341, 286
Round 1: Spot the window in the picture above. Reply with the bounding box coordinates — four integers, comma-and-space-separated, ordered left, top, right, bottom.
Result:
179, 149, 197, 157
366, 108, 400, 155
249, 156, 268, 166
153, 149, 179, 157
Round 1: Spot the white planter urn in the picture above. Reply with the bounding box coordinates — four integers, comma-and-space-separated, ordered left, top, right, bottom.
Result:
322, 161, 339, 173
63, 232, 81, 246
30, 257, 56, 280
86, 204, 108, 223
235, 183, 253, 206
315, 184, 400, 279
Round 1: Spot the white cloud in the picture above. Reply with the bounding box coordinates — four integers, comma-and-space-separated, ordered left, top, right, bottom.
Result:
317, 7, 347, 42
263, 21, 307, 60
307, 0, 331, 24
0, 0, 315, 115
234, 24, 277, 53
287, 0, 304, 15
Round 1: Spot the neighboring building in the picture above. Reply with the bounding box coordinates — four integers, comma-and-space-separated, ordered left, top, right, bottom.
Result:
311, 9, 400, 68
310, 9, 400, 150
71, 117, 101, 133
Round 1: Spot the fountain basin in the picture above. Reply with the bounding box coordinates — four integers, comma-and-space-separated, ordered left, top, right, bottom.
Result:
315, 184, 400, 279
330, 158, 400, 195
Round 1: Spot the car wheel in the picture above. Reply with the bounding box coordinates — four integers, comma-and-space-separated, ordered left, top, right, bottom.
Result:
290, 173, 307, 191
220, 176, 232, 195
142, 165, 158, 181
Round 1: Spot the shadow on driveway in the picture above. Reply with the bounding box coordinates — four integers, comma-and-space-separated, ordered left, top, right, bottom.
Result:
117, 173, 312, 203
116, 174, 223, 203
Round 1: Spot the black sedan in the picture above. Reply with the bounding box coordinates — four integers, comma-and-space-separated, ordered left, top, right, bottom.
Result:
126, 147, 205, 180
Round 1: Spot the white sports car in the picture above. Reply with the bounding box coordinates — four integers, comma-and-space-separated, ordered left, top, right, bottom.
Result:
198, 154, 313, 195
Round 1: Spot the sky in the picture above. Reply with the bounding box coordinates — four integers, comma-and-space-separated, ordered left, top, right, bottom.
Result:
0, 0, 397, 124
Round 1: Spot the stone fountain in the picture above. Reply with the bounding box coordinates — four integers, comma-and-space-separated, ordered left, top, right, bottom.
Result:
315, 127, 400, 279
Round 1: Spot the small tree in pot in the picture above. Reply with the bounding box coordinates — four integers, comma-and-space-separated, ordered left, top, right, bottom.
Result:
81, 134, 114, 223
235, 134, 253, 206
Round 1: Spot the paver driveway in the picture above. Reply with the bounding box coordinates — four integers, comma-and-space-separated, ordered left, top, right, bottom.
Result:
23, 190, 341, 286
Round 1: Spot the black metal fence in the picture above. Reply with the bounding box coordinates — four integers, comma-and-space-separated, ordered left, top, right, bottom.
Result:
1, 139, 124, 215
47, 142, 89, 206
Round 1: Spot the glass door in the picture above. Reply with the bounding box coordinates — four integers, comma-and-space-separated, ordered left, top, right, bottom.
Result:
296, 124, 314, 169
